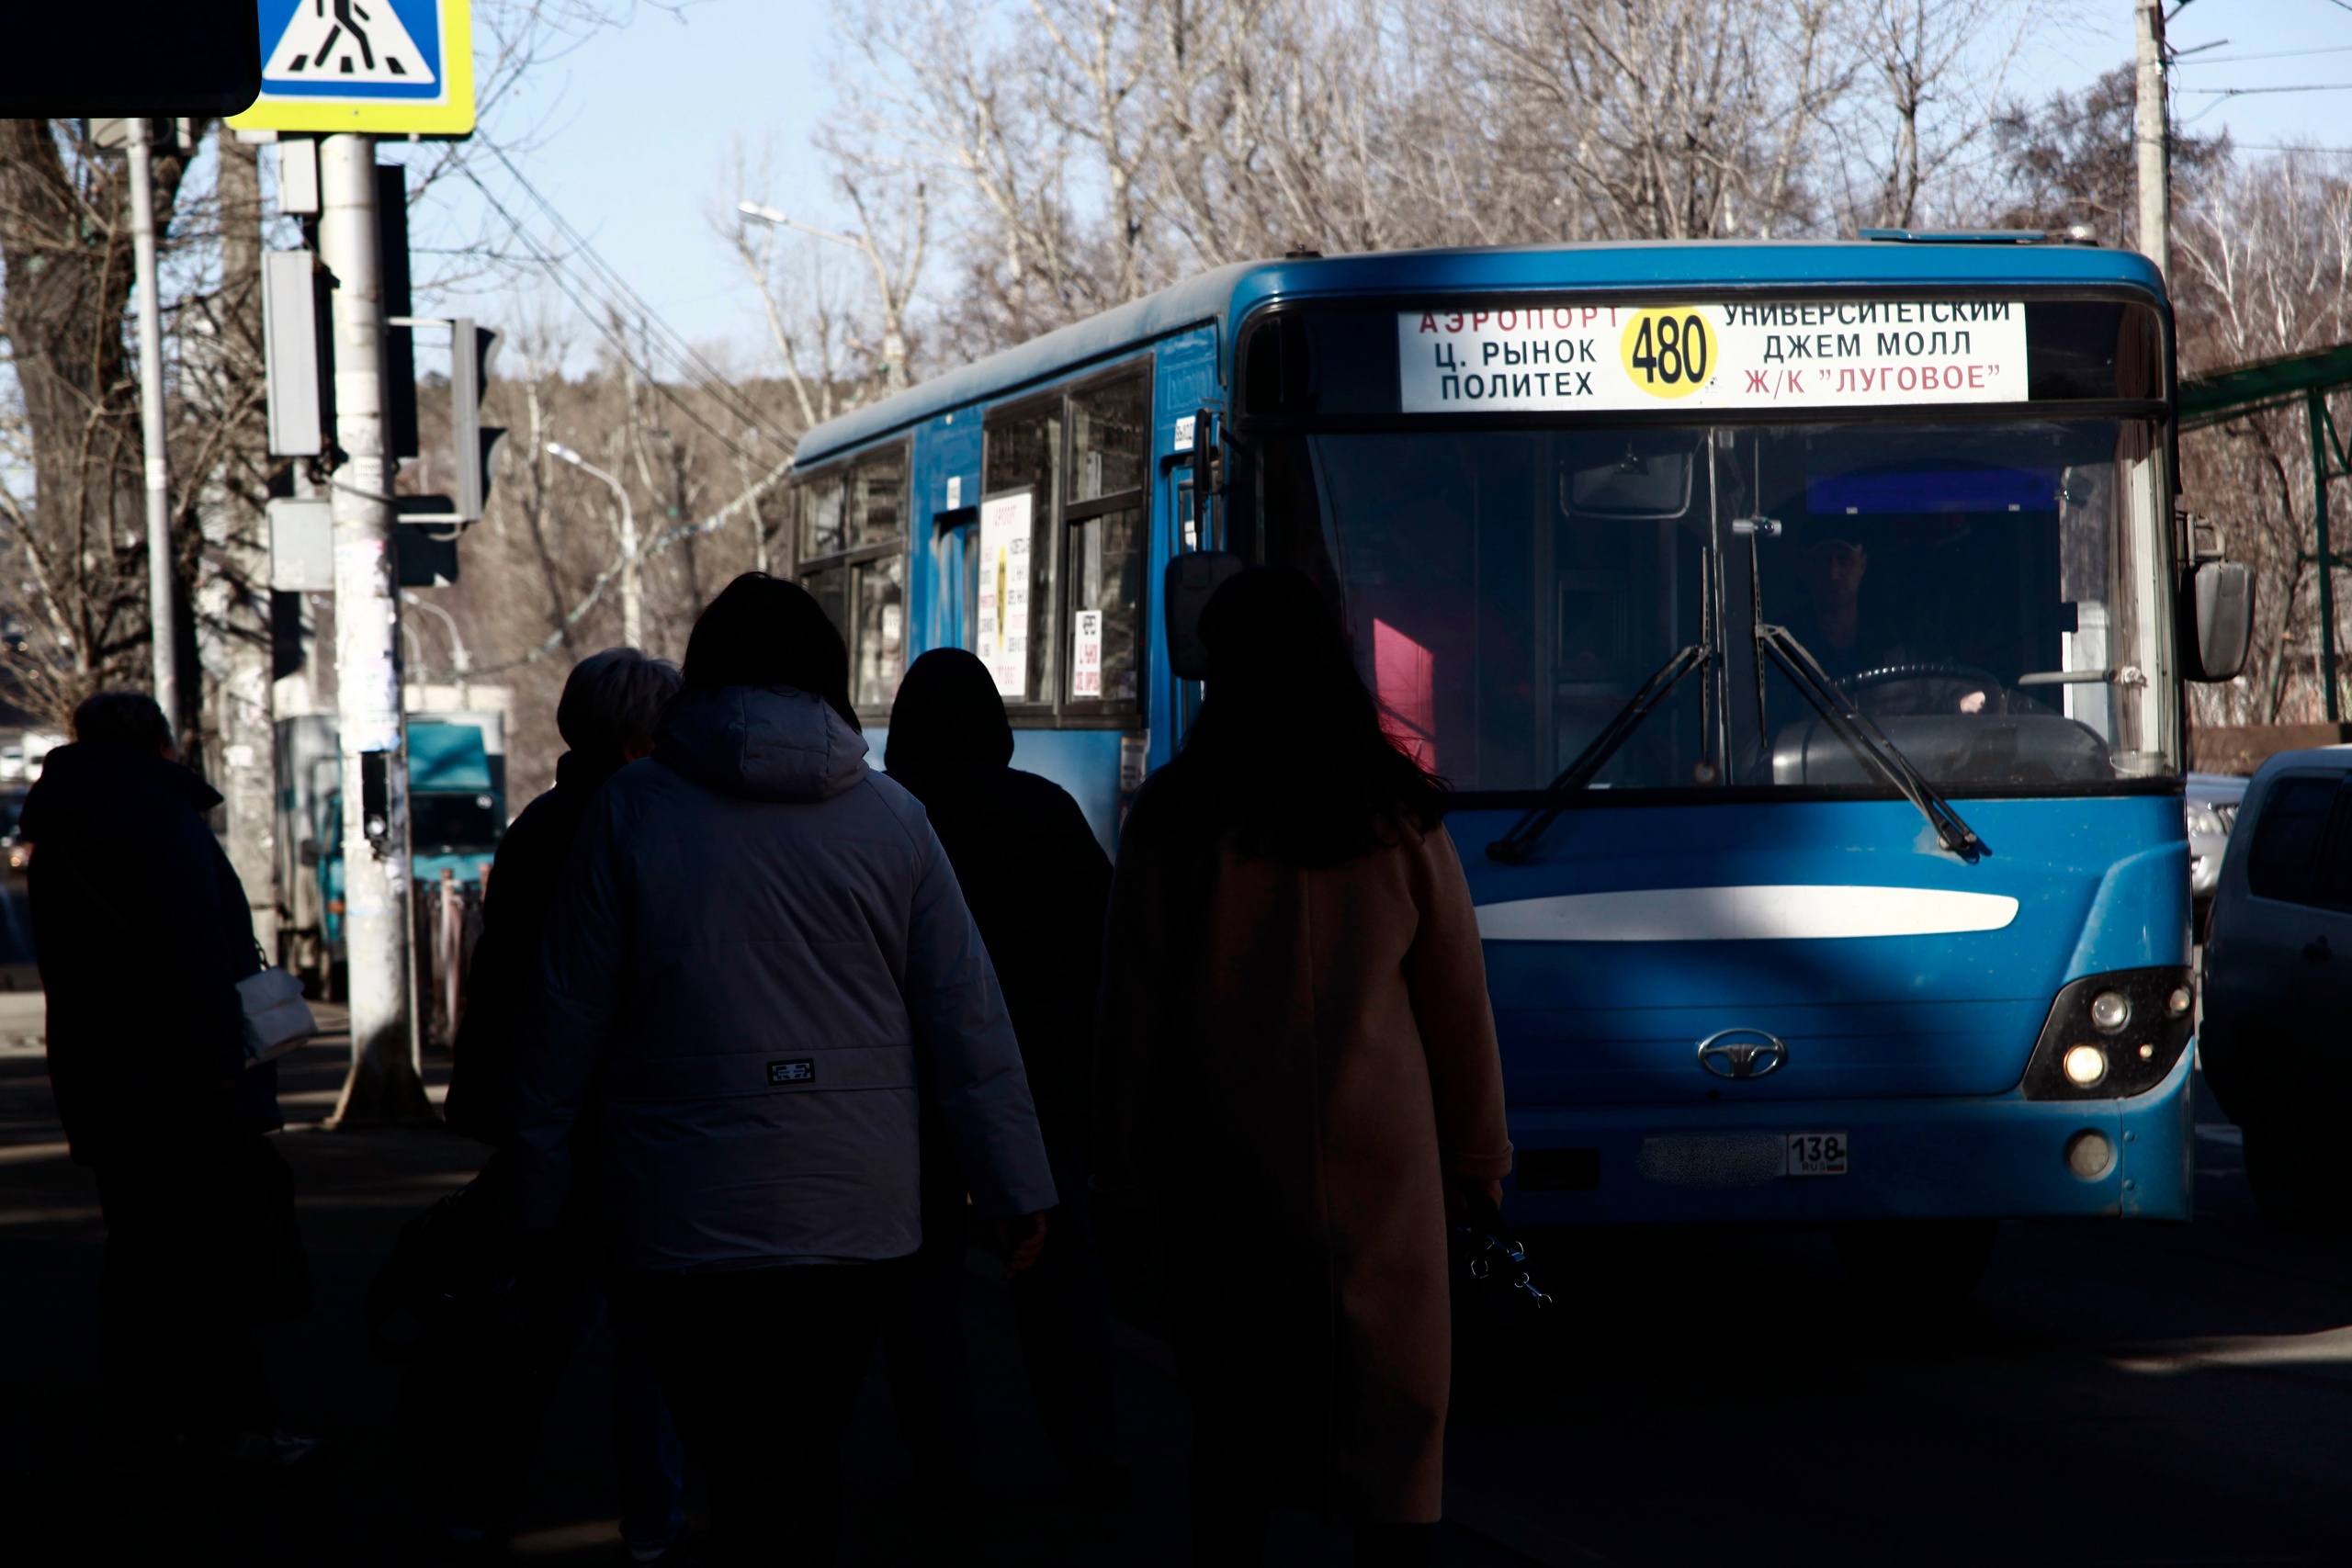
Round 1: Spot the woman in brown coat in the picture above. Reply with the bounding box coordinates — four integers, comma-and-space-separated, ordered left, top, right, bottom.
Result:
1096, 568, 1512, 1568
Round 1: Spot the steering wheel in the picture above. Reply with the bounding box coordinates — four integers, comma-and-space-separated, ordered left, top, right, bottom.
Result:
1842, 662, 2008, 716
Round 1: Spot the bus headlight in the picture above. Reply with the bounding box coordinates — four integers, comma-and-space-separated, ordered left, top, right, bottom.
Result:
2020, 966, 2194, 1100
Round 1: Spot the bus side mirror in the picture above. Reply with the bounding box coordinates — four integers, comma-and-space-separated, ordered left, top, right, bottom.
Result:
1164, 549, 1244, 681
2188, 559, 2254, 682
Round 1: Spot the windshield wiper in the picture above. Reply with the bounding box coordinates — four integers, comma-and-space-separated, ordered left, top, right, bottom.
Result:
1755, 625, 1987, 863
1484, 628, 1990, 865
1486, 643, 1711, 863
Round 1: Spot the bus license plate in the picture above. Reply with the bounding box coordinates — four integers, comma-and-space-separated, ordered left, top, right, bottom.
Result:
1787, 1133, 1849, 1177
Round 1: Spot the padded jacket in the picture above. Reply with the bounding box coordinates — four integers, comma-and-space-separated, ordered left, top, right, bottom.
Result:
509, 684, 1057, 1270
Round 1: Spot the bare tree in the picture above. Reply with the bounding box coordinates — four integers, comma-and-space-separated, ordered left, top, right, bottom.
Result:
2171, 152, 2352, 727
0, 119, 209, 727
1462, 0, 1853, 242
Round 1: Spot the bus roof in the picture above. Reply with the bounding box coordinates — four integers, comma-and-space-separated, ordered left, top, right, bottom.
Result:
792, 240, 2166, 468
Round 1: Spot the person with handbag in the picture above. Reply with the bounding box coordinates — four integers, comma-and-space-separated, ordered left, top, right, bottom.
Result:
1093, 568, 1512, 1568
510, 574, 1058, 1566
406, 647, 690, 1565
24, 690, 316, 1477
880, 648, 1128, 1503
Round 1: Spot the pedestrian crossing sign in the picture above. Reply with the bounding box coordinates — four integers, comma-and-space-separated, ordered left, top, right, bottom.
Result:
227, 1, 476, 137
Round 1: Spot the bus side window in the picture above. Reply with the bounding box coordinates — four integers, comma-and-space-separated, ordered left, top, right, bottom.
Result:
1067, 375, 1149, 707
794, 446, 910, 717
981, 403, 1060, 705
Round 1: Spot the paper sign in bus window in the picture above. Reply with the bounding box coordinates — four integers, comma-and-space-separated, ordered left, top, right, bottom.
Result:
977, 492, 1032, 698
1074, 610, 1103, 698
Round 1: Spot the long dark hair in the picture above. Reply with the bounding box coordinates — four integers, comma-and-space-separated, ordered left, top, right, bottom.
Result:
680, 573, 860, 730
1144, 566, 1445, 866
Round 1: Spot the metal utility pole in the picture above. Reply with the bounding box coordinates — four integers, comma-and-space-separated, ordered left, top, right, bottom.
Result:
549, 442, 642, 648
124, 118, 180, 734
318, 132, 429, 1126
2134, 0, 2170, 283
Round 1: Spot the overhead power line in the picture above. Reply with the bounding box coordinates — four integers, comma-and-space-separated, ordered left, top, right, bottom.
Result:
2177, 84, 2352, 96
2177, 43, 2352, 66
481, 142, 789, 456
449, 155, 790, 471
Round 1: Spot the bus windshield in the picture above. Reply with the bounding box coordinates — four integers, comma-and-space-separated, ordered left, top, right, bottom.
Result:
1254, 417, 2177, 795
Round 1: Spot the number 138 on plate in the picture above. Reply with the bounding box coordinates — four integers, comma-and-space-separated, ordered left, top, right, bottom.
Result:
1787, 1132, 1849, 1177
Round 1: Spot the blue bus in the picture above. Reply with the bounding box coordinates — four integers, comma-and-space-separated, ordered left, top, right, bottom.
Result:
789, 239, 2248, 1290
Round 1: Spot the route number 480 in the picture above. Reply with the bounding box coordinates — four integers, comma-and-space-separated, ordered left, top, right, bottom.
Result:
1621, 309, 1716, 400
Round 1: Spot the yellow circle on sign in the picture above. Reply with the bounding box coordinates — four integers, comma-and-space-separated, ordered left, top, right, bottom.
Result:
1620, 308, 1719, 400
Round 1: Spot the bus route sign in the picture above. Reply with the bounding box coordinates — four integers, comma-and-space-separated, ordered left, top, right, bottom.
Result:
1398, 299, 2030, 415
227, 0, 477, 138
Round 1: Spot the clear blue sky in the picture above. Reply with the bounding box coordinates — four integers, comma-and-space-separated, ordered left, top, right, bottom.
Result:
393, 0, 2352, 369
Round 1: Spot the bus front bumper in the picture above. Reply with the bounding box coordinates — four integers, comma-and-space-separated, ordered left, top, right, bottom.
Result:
1503, 1042, 2195, 1227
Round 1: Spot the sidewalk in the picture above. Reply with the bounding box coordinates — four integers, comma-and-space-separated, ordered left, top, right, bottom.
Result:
0, 1002, 1530, 1565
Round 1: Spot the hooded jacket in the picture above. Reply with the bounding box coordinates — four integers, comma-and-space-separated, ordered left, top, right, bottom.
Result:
885, 649, 1113, 1150
510, 683, 1057, 1270
23, 741, 271, 1163
443, 748, 620, 1145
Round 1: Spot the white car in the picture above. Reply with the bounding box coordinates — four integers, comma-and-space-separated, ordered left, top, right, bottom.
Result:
2188, 771, 2247, 926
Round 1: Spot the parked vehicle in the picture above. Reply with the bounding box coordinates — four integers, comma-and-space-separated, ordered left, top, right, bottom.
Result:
2188, 771, 2249, 936
2199, 749, 2352, 1229
275, 711, 507, 997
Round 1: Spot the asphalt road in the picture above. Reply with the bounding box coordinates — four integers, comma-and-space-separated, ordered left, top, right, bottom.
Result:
4, 998, 2349, 1566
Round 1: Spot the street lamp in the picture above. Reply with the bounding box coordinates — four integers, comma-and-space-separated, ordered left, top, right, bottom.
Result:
400, 590, 473, 693
547, 441, 641, 649
737, 198, 908, 391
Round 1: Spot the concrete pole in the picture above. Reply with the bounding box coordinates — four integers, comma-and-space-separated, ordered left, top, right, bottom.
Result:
318, 133, 429, 1126
2134, 0, 2170, 283
124, 119, 180, 735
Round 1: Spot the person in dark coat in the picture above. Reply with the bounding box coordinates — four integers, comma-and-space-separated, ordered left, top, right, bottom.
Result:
881, 648, 1126, 1499
513, 575, 1057, 1567
25, 691, 313, 1473
413, 649, 689, 1563
1095, 570, 1512, 1568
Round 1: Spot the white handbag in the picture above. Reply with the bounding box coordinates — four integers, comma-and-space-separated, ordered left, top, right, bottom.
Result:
239, 964, 318, 1064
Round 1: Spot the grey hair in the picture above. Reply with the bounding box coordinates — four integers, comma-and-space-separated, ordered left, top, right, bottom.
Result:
556, 647, 684, 761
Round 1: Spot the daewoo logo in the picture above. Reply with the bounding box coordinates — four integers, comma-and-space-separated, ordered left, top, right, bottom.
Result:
1696, 1028, 1788, 1080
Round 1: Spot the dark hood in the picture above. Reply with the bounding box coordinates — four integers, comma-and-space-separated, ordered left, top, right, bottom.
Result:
22, 741, 220, 839
653, 684, 871, 803
885, 648, 1014, 777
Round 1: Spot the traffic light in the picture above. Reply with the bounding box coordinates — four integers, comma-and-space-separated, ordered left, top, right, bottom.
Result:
451, 320, 505, 524
379, 163, 419, 462
390, 317, 503, 530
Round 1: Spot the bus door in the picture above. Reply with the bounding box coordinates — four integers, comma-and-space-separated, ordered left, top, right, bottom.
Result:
1159, 403, 1222, 744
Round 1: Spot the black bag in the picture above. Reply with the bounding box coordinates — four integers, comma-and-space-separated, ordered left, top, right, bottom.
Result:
364, 1174, 518, 1361
1449, 1194, 1556, 1352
